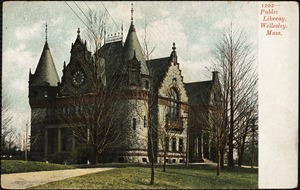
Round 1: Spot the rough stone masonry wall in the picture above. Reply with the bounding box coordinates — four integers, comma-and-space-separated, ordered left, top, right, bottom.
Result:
114, 98, 149, 163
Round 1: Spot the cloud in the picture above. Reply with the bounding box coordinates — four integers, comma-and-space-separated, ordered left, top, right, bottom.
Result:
180, 59, 210, 82
143, 17, 188, 59
2, 43, 39, 113
3, 45, 38, 80
15, 21, 44, 41
50, 17, 65, 27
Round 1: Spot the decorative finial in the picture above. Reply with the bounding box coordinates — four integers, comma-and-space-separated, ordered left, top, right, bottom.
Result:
77, 28, 80, 36
131, 3, 134, 24
172, 42, 176, 51
45, 23, 48, 41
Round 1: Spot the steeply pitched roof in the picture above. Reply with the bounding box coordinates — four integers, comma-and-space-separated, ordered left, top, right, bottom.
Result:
30, 41, 59, 86
99, 40, 124, 75
123, 23, 149, 75
185, 81, 213, 105
146, 57, 170, 92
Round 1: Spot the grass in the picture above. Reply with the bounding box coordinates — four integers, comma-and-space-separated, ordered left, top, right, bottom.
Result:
31, 164, 258, 189
1, 160, 76, 174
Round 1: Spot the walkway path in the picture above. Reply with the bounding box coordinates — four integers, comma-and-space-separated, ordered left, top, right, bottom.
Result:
1, 167, 114, 189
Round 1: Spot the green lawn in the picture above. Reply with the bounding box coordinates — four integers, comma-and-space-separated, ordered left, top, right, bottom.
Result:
31, 164, 258, 189
1, 160, 75, 174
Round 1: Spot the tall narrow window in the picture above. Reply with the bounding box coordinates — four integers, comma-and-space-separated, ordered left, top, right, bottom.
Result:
145, 80, 149, 89
165, 137, 169, 151
133, 118, 136, 130
44, 90, 48, 98
172, 137, 177, 151
144, 116, 146, 128
169, 88, 179, 120
179, 138, 183, 152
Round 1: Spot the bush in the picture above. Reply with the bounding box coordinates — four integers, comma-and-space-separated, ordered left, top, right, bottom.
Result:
242, 145, 258, 166
69, 145, 93, 164
1, 160, 75, 174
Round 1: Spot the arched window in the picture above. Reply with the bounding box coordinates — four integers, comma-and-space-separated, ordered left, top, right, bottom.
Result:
169, 88, 179, 120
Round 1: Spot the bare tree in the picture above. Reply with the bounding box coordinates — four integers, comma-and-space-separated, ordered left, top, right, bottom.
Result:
21, 113, 36, 161
1, 90, 16, 153
210, 23, 258, 168
234, 98, 258, 166
86, 10, 107, 60
143, 21, 156, 185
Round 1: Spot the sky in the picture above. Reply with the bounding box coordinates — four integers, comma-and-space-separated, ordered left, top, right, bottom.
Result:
2, 1, 257, 133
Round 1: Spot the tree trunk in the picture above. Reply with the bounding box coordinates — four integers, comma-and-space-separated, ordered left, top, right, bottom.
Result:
186, 126, 189, 167
92, 146, 98, 165
150, 128, 154, 185
238, 150, 243, 167
150, 159, 154, 185
228, 56, 234, 167
217, 129, 221, 176
238, 147, 243, 167
95, 151, 99, 165
251, 128, 255, 169
163, 142, 166, 172
220, 149, 224, 168
238, 141, 246, 167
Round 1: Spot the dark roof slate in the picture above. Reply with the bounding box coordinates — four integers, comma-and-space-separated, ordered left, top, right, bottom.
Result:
99, 40, 124, 75
30, 41, 59, 87
146, 57, 170, 92
185, 81, 213, 105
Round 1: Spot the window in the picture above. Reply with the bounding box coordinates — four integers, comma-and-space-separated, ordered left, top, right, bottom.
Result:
130, 70, 140, 85
172, 137, 176, 151
179, 138, 183, 152
132, 118, 136, 130
44, 90, 48, 98
145, 80, 149, 89
165, 137, 169, 151
144, 116, 147, 128
142, 158, 148, 163
62, 128, 67, 151
169, 88, 179, 120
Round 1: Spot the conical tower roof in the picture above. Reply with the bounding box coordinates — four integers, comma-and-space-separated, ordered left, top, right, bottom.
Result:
30, 41, 60, 86
123, 5, 149, 75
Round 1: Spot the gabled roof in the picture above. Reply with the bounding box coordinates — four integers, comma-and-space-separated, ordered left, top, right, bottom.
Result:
146, 57, 170, 91
30, 41, 59, 87
123, 23, 149, 75
185, 81, 213, 105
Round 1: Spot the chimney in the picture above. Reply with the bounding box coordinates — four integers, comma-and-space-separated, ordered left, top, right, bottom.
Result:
212, 71, 219, 82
